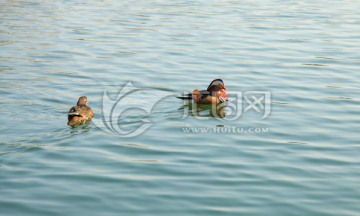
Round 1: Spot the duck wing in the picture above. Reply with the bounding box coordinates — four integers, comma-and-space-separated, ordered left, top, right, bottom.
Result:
177, 90, 210, 100
67, 105, 94, 126
68, 106, 79, 121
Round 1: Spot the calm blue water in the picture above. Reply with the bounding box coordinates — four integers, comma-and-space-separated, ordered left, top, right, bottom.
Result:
1, 0, 360, 215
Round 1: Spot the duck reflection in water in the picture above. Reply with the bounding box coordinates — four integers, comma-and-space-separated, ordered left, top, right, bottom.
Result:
179, 102, 227, 118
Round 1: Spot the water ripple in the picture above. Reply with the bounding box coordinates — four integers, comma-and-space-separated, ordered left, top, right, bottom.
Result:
1, 0, 360, 215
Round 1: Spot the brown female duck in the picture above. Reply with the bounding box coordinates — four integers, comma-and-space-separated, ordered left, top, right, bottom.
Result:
67, 96, 94, 126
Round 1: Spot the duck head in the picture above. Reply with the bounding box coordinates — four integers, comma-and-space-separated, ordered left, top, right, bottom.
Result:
207, 79, 226, 91
77, 96, 88, 106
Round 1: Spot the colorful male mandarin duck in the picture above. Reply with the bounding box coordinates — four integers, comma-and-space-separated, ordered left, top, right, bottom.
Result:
177, 79, 228, 104
67, 96, 94, 126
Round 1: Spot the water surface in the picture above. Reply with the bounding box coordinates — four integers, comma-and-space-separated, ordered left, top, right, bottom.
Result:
1, 0, 359, 215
